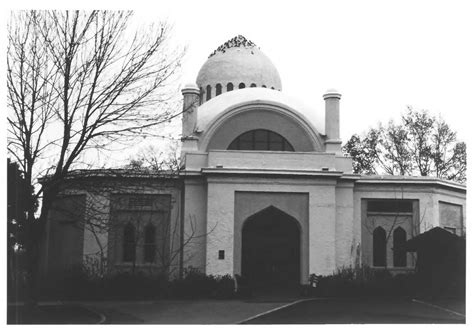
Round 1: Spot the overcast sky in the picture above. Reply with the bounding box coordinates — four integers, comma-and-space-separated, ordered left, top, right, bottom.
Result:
5, 0, 473, 161
130, 0, 474, 144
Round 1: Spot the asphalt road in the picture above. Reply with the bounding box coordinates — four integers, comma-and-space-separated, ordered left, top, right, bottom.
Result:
241, 298, 465, 324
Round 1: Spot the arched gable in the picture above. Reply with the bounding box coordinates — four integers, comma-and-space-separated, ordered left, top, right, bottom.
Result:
199, 101, 324, 152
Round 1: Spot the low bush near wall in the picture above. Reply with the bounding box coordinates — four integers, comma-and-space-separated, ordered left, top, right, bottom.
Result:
305, 266, 418, 298
38, 266, 235, 301
170, 268, 235, 299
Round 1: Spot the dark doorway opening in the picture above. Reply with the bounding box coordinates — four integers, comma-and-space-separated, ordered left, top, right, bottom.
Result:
241, 206, 300, 289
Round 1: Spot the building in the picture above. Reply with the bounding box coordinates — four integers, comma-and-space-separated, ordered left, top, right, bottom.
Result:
41, 35, 466, 286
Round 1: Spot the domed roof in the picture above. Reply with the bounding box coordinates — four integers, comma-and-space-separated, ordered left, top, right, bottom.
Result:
196, 35, 282, 100
196, 87, 324, 136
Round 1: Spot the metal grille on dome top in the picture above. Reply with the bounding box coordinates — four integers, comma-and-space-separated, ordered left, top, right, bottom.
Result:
208, 35, 258, 58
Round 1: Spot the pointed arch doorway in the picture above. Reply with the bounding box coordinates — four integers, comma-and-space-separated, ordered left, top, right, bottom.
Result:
241, 206, 301, 288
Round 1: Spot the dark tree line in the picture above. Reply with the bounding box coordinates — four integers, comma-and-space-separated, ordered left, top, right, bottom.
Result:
343, 108, 466, 183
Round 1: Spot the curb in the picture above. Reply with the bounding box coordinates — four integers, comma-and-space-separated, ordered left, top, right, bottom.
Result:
236, 298, 313, 324
412, 299, 465, 318
79, 304, 107, 324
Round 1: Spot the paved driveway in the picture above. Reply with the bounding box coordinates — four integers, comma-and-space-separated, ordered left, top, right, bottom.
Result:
241, 298, 465, 324
86, 299, 291, 324
86, 297, 465, 324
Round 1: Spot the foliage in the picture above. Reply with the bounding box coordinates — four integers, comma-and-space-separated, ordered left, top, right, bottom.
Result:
7, 159, 37, 249
305, 265, 417, 297
170, 267, 235, 299
30, 266, 235, 301
343, 108, 466, 183
7, 10, 184, 303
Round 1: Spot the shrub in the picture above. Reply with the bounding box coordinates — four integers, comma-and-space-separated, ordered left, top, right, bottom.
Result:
306, 265, 417, 298
213, 274, 235, 299
169, 267, 235, 299
39, 265, 236, 301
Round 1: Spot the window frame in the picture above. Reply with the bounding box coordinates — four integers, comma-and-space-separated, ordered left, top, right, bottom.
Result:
123, 222, 136, 262
206, 85, 212, 101
393, 227, 407, 267
227, 129, 294, 151
373, 226, 387, 267
143, 223, 157, 263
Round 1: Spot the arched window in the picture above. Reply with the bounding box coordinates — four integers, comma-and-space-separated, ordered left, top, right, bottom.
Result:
144, 223, 156, 263
271, 86, 275, 90
199, 87, 204, 104
216, 83, 222, 96
239, 83, 245, 89
123, 223, 136, 262
228, 129, 294, 151
373, 227, 386, 267
393, 227, 407, 267
206, 85, 212, 101
227, 82, 233, 91
262, 85, 267, 88
250, 83, 256, 87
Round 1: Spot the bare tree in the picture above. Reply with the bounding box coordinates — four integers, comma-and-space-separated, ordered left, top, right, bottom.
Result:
7, 10, 185, 303
343, 108, 466, 183
126, 141, 181, 172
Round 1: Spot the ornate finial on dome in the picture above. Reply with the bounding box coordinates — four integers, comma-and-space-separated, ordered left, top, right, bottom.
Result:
208, 35, 258, 58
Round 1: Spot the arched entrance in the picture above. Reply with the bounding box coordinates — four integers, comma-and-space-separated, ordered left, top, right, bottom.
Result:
241, 206, 300, 288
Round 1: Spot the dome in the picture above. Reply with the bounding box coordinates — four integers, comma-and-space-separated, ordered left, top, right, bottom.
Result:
196, 35, 282, 102
195, 87, 325, 152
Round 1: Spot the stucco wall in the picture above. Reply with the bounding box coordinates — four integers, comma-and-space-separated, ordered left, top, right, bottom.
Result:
45, 178, 182, 277
335, 180, 356, 268
354, 182, 466, 269
82, 192, 109, 272
182, 177, 208, 272
204, 175, 342, 283
208, 150, 336, 170
45, 194, 86, 275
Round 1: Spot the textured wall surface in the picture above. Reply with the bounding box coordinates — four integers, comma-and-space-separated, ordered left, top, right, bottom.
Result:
182, 177, 208, 272
204, 176, 342, 281
208, 150, 335, 170
439, 201, 464, 235
45, 195, 86, 274
335, 181, 356, 268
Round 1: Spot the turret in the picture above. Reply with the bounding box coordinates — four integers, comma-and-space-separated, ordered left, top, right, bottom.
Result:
323, 89, 342, 155
181, 83, 200, 158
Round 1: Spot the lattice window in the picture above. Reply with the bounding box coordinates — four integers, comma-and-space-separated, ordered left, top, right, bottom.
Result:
128, 196, 153, 209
